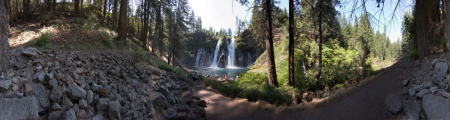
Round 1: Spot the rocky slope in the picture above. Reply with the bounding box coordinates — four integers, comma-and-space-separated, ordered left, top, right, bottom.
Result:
386, 53, 450, 119
0, 47, 208, 120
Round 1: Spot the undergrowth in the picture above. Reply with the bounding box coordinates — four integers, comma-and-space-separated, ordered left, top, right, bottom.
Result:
158, 63, 187, 79
201, 72, 293, 106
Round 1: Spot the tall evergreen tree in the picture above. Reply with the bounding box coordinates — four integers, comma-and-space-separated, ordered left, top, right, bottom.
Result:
117, 0, 128, 41
0, 0, 9, 73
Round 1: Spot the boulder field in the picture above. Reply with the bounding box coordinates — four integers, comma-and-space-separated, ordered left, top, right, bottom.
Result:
0, 47, 208, 120
386, 53, 450, 119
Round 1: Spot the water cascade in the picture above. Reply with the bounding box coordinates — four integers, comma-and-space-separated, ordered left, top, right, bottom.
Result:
195, 47, 204, 67
210, 39, 221, 67
227, 38, 236, 67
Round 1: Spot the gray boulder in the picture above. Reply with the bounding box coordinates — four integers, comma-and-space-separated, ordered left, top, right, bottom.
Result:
409, 88, 416, 97
402, 79, 409, 86
32, 83, 50, 108
164, 108, 177, 119
22, 47, 39, 57
385, 94, 403, 115
63, 108, 77, 120
404, 100, 421, 120
416, 89, 431, 98
0, 80, 12, 92
0, 96, 39, 120
422, 94, 450, 119
97, 98, 110, 111
50, 87, 63, 103
433, 62, 448, 85
67, 84, 86, 100
109, 100, 121, 119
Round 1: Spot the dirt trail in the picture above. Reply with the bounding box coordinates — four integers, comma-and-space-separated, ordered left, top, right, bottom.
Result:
192, 60, 415, 120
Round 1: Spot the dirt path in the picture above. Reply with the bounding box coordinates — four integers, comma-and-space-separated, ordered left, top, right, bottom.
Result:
192, 60, 415, 120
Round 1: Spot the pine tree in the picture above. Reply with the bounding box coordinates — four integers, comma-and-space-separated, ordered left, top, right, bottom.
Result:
0, 0, 9, 73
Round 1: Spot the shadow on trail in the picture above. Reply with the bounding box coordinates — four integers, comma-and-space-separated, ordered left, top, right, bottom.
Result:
193, 60, 415, 120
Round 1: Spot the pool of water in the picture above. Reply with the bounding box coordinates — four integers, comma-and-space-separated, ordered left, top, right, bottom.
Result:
192, 67, 249, 79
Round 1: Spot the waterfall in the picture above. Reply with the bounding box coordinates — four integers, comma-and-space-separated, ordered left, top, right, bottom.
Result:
195, 47, 204, 67
302, 60, 308, 76
227, 38, 236, 67
210, 39, 221, 67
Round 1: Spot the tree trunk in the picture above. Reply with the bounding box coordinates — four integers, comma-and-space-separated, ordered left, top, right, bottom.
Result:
445, 0, 450, 68
416, 0, 430, 60
315, 0, 323, 83
5, 0, 10, 33
0, 0, 10, 73
103, 0, 107, 23
141, 0, 148, 48
74, 0, 79, 16
23, 0, 29, 19
112, 0, 118, 30
80, 0, 83, 13
264, 0, 278, 87
52, 0, 55, 11
40, 0, 44, 25
153, 3, 161, 54
288, 0, 295, 86
116, 0, 127, 41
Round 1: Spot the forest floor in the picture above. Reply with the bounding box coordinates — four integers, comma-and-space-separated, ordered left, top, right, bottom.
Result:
193, 58, 416, 120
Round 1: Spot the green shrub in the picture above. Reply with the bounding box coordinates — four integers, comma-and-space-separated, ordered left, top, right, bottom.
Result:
132, 48, 156, 66
201, 72, 293, 105
409, 50, 419, 60
158, 63, 186, 79
30, 32, 54, 50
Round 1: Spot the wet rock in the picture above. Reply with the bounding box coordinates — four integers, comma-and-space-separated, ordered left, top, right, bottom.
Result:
67, 84, 86, 100
0, 96, 39, 120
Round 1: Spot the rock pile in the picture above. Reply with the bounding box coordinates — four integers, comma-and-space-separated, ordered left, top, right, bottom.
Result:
0, 47, 208, 120
389, 54, 450, 119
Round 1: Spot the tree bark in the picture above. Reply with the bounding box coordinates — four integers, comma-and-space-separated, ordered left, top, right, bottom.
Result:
153, 2, 161, 54
74, 0, 80, 16
116, 0, 127, 41
416, 0, 430, 60
288, 0, 295, 86
0, 0, 10, 73
112, 0, 118, 30
23, 0, 30, 19
103, 0, 107, 22
265, 0, 278, 87
445, 0, 450, 68
315, 0, 323, 83
52, 0, 55, 11
4, 0, 10, 32
80, 0, 83, 13
141, 0, 148, 48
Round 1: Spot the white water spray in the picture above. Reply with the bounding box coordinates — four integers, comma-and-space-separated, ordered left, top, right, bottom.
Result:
227, 38, 236, 67
210, 39, 221, 67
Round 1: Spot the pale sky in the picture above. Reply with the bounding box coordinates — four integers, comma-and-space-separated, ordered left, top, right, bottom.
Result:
189, 0, 413, 43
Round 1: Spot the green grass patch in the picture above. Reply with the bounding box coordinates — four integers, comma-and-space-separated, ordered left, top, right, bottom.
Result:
132, 48, 156, 66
